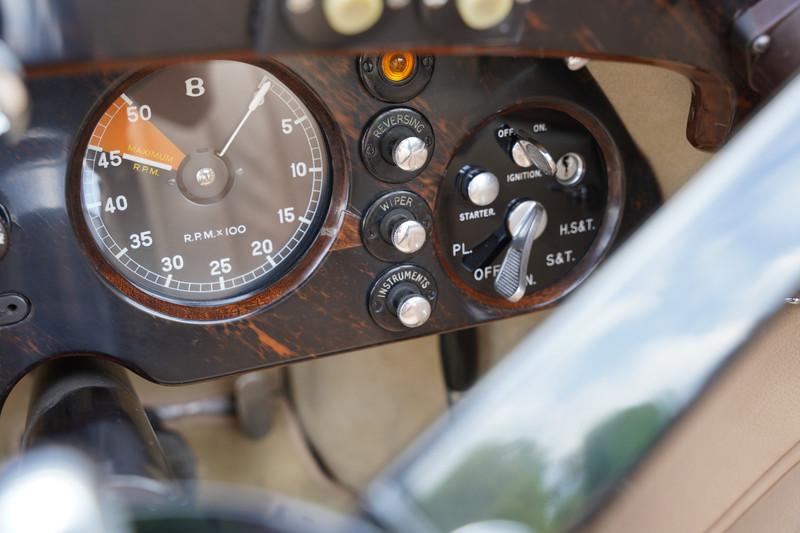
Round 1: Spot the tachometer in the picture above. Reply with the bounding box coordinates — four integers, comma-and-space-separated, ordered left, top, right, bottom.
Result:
77, 60, 332, 308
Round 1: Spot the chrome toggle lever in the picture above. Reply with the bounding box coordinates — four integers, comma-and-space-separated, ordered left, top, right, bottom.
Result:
511, 133, 557, 176
495, 200, 548, 302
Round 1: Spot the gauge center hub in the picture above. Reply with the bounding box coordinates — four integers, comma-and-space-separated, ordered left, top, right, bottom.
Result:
195, 167, 217, 187
177, 150, 232, 205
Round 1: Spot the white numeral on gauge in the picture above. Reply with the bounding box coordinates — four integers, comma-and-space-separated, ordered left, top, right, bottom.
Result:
129, 231, 153, 249
104, 195, 128, 213
161, 255, 184, 272
290, 162, 307, 178
185, 77, 205, 97
251, 239, 274, 256
281, 119, 293, 135
210, 258, 232, 275
98, 150, 122, 168
126, 105, 152, 122
277, 207, 295, 224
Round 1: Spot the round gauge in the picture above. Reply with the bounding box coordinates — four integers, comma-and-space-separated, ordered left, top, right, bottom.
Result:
77, 60, 334, 309
436, 106, 622, 308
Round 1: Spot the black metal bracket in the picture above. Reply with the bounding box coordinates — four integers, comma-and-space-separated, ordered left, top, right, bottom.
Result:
733, 0, 800, 93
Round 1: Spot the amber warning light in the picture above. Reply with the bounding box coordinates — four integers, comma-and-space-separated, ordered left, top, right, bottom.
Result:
380, 52, 416, 83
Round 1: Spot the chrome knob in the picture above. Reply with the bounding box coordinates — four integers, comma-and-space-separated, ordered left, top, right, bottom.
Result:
495, 200, 548, 302
391, 219, 427, 254
397, 294, 432, 328
461, 168, 500, 206
393, 136, 429, 172
511, 138, 556, 176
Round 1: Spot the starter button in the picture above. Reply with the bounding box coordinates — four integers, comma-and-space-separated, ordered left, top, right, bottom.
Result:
458, 166, 500, 206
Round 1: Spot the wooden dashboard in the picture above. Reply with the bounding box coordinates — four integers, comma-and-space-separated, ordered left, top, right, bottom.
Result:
0, 55, 659, 401
0, 0, 775, 406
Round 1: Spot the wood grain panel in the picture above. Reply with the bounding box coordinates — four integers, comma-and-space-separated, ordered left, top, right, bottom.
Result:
0, 55, 661, 407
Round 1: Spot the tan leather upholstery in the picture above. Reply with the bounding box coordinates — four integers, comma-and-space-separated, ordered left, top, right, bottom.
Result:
587, 308, 800, 533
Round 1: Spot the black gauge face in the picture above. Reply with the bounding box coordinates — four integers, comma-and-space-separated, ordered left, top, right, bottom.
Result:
437, 108, 610, 304
79, 61, 331, 304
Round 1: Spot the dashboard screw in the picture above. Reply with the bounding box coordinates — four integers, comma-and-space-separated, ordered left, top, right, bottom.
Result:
362, 59, 374, 73
366, 144, 376, 156
0, 293, 29, 327
751, 35, 771, 54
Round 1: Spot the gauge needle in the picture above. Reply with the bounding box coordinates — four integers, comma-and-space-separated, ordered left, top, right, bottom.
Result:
217, 77, 272, 157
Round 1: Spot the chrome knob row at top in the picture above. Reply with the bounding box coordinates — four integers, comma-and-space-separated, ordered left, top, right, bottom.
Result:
296, 0, 517, 37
